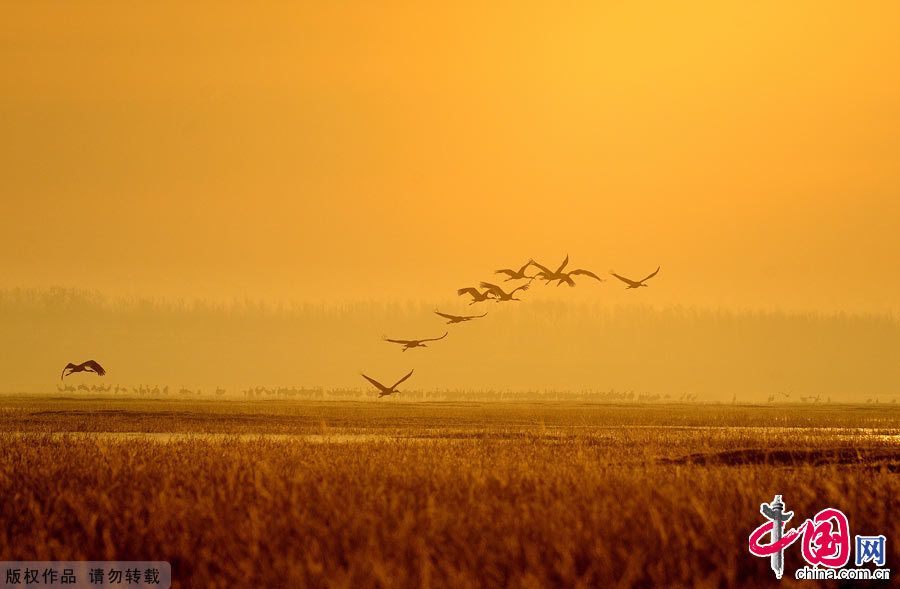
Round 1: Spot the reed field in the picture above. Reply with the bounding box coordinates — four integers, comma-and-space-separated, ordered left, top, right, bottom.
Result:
0, 395, 897, 588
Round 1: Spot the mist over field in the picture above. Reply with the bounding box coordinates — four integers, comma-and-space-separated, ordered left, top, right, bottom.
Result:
3, 288, 898, 400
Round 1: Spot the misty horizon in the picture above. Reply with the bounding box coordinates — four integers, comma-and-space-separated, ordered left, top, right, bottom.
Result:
4, 286, 898, 400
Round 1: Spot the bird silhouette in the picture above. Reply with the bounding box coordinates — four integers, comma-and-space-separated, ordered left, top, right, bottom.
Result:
494, 260, 538, 281
530, 255, 570, 284
434, 310, 488, 324
61, 360, 106, 380
554, 269, 604, 287
610, 266, 660, 289
531, 256, 602, 286
383, 332, 448, 351
457, 286, 495, 305
479, 282, 530, 302
360, 369, 414, 398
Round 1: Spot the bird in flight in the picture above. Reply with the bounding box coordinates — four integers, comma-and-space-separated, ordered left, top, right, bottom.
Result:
457, 286, 495, 305
383, 332, 448, 351
532, 256, 603, 286
434, 310, 488, 324
494, 260, 537, 281
530, 255, 570, 284
61, 360, 106, 380
360, 369, 414, 398
555, 269, 604, 287
610, 266, 660, 289
479, 282, 530, 302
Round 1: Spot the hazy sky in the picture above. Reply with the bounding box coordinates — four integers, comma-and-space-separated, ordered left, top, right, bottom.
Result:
3, 2, 899, 312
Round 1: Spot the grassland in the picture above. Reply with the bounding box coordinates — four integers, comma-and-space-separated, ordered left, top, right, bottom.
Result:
0, 395, 897, 588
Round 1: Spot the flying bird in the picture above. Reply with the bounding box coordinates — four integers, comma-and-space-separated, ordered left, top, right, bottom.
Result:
555, 269, 604, 287
360, 369, 414, 398
610, 266, 660, 289
479, 282, 530, 302
530, 255, 570, 284
457, 287, 495, 305
532, 256, 603, 286
61, 360, 106, 380
383, 332, 449, 351
494, 260, 537, 281
434, 310, 488, 324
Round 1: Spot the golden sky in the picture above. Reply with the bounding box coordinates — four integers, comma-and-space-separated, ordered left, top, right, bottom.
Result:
2, 1, 899, 312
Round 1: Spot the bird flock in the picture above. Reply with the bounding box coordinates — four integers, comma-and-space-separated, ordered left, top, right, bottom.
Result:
359, 256, 660, 398
60, 257, 660, 397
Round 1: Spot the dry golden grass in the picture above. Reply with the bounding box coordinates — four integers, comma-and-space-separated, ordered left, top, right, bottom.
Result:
0, 396, 897, 588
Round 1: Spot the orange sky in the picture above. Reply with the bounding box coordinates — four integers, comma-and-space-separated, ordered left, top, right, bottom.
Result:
2, 1, 899, 312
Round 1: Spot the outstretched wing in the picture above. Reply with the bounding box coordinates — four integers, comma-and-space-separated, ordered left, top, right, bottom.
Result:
457, 287, 479, 297
528, 259, 552, 275
478, 282, 505, 296
383, 336, 414, 345
610, 272, 639, 287
494, 269, 517, 278
434, 310, 461, 321
360, 373, 390, 393
61, 362, 77, 380
511, 283, 530, 294
641, 266, 661, 282
517, 260, 534, 274
421, 332, 448, 343
554, 254, 569, 274
390, 369, 415, 390
83, 360, 106, 376
570, 269, 603, 281
556, 275, 575, 287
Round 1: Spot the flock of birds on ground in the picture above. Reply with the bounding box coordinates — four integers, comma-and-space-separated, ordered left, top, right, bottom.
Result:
55, 383, 353, 398
60, 256, 662, 399
360, 256, 660, 398
52, 379, 900, 405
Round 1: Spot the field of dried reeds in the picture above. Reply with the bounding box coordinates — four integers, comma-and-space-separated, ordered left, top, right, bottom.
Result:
0, 396, 897, 588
